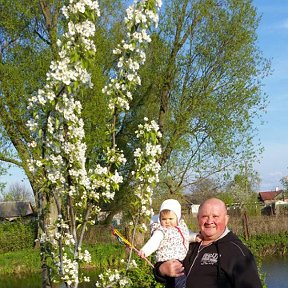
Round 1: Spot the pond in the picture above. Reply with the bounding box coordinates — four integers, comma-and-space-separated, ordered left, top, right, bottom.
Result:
1, 256, 287, 287
261, 256, 288, 288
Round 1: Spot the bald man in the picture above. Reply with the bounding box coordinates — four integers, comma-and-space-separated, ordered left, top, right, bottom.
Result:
153, 198, 262, 288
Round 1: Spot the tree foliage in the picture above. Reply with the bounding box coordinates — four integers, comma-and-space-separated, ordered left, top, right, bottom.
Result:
107, 0, 270, 220
187, 177, 221, 204
225, 163, 261, 203
0, 0, 270, 217
0, 0, 124, 192
0, 1, 272, 287
9, 1, 163, 287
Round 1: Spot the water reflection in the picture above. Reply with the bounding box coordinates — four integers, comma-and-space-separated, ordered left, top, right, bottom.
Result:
1, 271, 97, 288
1, 273, 41, 288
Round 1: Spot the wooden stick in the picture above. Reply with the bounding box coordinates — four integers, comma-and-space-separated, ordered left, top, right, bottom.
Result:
112, 227, 154, 268
129, 245, 154, 268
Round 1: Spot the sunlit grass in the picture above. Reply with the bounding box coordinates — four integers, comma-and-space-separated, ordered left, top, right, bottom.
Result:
0, 248, 40, 275
0, 243, 126, 276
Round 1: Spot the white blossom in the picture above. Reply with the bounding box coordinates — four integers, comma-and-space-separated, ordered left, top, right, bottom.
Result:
26, 0, 162, 286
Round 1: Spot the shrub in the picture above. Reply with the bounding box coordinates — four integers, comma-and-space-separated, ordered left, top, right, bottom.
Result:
125, 257, 163, 288
242, 233, 288, 257
0, 220, 37, 253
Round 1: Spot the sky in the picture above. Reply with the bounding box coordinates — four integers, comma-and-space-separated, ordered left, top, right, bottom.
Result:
252, 0, 288, 191
1, 0, 288, 194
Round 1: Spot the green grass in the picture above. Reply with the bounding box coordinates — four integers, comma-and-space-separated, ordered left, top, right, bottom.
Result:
0, 248, 41, 275
0, 243, 126, 276
1, 234, 287, 277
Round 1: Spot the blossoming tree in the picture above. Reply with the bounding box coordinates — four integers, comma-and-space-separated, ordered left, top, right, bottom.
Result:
26, 0, 162, 287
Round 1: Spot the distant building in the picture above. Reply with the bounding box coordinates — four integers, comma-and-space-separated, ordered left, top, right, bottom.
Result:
258, 189, 284, 204
190, 204, 200, 216
97, 211, 123, 226
258, 189, 288, 215
0, 201, 35, 221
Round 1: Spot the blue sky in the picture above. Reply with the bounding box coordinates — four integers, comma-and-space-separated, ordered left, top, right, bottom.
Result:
1, 0, 288, 194
252, 0, 288, 191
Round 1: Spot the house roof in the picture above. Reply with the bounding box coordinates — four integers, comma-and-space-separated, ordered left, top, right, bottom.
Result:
258, 190, 283, 201
0, 201, 34, 220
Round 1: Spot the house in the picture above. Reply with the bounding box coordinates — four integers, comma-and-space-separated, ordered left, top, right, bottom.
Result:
190, 204, 200, 216
258, 189, 285, 204
97, 211, 123, 227
258, 189, 288, 215
0, 201, 35, 221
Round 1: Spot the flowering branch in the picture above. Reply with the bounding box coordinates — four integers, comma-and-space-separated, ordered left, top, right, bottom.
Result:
27, 1, 101, 287
26, 0, 162, 287
131, 117, 162, 230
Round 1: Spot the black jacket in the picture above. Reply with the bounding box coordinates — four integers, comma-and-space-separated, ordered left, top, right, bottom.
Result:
154, 231, 262, 288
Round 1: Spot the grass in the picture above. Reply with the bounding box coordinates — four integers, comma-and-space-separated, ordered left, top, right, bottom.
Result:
0, 243, 127, 276
2, 234, 287, 275
0, 248, 41, 275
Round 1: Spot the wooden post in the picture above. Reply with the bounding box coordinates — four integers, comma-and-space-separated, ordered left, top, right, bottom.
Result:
242, 210, 250, 241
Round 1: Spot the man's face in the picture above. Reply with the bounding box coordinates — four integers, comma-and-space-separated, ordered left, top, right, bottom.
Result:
197, 200, 229, 241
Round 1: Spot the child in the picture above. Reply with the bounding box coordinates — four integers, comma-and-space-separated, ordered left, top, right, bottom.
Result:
138, 199, 201, 288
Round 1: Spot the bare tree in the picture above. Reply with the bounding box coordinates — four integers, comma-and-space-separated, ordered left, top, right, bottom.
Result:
187, 177, 221, 204
0, 182, 34, 203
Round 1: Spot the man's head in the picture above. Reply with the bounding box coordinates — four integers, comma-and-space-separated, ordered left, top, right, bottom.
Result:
197, 198, 229, 243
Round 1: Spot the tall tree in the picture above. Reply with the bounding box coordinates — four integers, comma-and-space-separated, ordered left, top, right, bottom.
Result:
0, 0, 125, 221
5, 1, 162, 288
0, 0, 270, 231
0, 1, 131, 287
109, 0, 270, 217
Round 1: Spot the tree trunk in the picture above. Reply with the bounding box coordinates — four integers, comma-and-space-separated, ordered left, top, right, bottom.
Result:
40, 242, 53, 288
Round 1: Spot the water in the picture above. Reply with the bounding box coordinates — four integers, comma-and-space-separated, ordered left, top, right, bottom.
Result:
262, 256, 288, 288
0, 271, 96, 288
1, 257, 287, 287
0, 273, 41, 288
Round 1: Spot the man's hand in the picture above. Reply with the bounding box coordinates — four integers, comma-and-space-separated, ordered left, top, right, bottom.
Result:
158, 259, 185, 277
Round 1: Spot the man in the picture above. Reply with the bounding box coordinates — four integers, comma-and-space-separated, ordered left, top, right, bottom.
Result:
153, 198, 263, 288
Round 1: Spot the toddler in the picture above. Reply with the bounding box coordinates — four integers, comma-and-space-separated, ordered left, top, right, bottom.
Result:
139, 199, 201, 288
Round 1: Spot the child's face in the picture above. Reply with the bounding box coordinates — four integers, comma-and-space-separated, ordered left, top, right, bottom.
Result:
160, 211, 178, 227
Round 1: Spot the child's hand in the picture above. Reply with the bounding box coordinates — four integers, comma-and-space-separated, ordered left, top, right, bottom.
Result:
138, 250, 146, 258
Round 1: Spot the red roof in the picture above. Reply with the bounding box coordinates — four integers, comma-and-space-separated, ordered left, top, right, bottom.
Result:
258, 190, 283, 201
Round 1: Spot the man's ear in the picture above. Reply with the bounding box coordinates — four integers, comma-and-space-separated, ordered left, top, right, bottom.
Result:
225, 214, 229, 226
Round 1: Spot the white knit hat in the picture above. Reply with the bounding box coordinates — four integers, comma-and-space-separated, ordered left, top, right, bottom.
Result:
159, 199, 181, 221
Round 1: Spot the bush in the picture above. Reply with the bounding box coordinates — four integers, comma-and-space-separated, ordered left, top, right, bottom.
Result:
0, 220, 37, 253
125, 257, 163, 288
94, 255, 164, 288
242, 233, 288, 257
